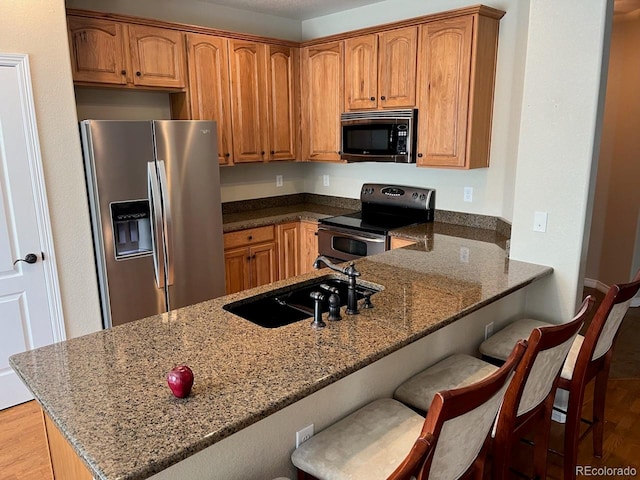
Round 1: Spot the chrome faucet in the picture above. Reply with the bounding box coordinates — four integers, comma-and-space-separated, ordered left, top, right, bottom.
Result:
313, 256, 361, 315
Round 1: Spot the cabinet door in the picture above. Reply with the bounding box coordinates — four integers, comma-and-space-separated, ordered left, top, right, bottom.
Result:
266, 45, 297, 161
228, 40, 268, 163
128, 24, 186, 88
378, 27, 417, 108
224, 247, 250, 294
185, 33, 234, 165
277, 222, 299, 280
250, 242, 278, 288
299, 221, 318, 274
301, 42, 343, 162
344, 34, 378, 110
67, 17, 128, 85
416, 17, 472, 168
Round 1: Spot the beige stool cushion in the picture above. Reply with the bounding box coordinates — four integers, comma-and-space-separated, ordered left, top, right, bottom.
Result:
291, 398, 423, 480
479, 319, 551, 361
393, 354, 498, 412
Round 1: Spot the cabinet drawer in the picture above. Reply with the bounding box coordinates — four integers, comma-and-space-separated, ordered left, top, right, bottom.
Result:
224, 225, 275, 249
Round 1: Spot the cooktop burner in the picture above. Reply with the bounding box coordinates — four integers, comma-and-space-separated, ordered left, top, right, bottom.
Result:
319, 183, 436, 235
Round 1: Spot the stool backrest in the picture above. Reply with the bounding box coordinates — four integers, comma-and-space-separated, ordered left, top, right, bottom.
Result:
389, 339, 527, 480
495, 295, 593, 434
573, 270, 640, 378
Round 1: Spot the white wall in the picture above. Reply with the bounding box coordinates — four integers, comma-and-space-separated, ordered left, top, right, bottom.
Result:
510, 0, 612, 322
1, 0, 102, 338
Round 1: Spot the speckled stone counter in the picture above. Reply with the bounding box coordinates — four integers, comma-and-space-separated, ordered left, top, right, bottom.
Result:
10, 235, 550, 480
391, 222, 510, 249
222, 202, 355, 233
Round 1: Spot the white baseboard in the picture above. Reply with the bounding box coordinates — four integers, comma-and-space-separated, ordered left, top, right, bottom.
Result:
632, 297, 640, 308
584, 278, 609, 293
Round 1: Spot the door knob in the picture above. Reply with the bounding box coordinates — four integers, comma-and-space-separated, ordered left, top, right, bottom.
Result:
13, 253, 38, 265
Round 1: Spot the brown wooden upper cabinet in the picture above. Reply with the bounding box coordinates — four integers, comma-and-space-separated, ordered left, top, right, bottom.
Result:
68, 16, 185, 89
228, 40, 297, 163
178, 33, 234, 165
344, 27, 417, 110
68, 16, 128, 85
301, 42, 344, 162
416, 13, 500, 169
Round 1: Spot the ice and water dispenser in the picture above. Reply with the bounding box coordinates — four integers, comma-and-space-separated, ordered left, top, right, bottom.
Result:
110, 200, 153, 259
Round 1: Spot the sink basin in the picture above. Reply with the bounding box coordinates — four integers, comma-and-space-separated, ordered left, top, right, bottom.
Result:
223, 276, 381, 328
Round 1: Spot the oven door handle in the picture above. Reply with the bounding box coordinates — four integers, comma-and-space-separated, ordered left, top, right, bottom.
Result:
320, 228, 386, 243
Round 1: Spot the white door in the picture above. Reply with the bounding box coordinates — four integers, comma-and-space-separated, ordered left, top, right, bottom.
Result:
0, 54, 65, 410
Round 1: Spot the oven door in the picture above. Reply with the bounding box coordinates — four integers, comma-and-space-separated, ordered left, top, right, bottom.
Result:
317, 226, 388, 262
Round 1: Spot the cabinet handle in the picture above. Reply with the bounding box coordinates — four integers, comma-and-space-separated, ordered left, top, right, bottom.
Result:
417, 153, 423, 158
370, 96, 375, 101
380, 95, 386, 101
136, 71, 141, 77
121, 70, 127, 75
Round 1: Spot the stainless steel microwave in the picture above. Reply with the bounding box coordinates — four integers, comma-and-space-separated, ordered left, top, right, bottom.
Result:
340, 109, 417, 163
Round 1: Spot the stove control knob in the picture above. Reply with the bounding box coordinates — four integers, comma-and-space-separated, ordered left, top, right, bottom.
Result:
412, 192, 418, 199
419, 193, 426, 201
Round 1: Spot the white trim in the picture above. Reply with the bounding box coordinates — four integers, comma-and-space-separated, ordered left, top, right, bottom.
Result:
583, 277, 609, 293
0, 53, 66, 342
632, 298, 640, 308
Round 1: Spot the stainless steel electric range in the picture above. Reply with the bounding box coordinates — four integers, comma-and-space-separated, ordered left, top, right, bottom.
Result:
318, 183, 435, 262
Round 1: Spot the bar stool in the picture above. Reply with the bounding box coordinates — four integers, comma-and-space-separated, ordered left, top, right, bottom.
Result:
394, 297, 592, 479
291, 341, 526, 480
478, 270, 640, 480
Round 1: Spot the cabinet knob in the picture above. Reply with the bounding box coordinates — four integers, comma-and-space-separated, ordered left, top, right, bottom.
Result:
248, 235, 253, 240
370, 96, 375, 101
252, 254, 256, 259
380, 95, 386, 101
417, 153, 423, 158
270, 150, 275, 155
121, 70, 126, 75
224, 153, 230, 157
136, 71, 141, 77
247, 256, 251, 260
261, 151, 265, 156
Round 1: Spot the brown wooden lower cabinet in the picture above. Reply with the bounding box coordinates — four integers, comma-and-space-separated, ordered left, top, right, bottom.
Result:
223, 225, 278, 294
299, 220, 319, 274
42, 409, 92, 480
224, 221, 318, 294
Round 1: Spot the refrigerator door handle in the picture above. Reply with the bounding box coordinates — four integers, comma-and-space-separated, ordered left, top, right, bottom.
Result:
157, 160, 175, 287
148, 162, 166, 289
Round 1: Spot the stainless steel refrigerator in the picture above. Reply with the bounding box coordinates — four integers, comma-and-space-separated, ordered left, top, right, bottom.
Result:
80, 120, 225, 328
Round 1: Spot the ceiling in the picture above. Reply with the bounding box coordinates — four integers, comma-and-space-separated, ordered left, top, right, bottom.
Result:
198, 0, 387, 20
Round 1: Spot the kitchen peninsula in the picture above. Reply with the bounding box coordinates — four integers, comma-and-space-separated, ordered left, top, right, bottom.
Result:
10, 230, 551, 480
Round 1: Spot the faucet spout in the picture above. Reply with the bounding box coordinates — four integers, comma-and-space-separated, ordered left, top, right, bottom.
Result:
313, 256, 361, 315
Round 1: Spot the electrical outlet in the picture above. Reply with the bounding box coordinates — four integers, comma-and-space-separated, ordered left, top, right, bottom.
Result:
296, 424, 314, 448
323, 174, 330, 187
533, 211, 548, 232
459, 247, 470, 263
484, 322, 494, 340
464, 187, 473, 202
276, 175, 283, 187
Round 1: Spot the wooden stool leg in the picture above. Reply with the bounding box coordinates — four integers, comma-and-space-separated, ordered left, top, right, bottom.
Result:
533, 397, 553, 480
563, 388, 585, 480
592, 364, 610, 458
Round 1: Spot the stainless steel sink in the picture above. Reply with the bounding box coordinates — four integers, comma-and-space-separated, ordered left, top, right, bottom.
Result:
223, 276, 381, 328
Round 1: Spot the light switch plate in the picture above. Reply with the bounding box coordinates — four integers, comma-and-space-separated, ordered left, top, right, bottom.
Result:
276, 175, 283, 187
323, 175, 330, 187
533, 211, 548, 232
464, 187, 473, 202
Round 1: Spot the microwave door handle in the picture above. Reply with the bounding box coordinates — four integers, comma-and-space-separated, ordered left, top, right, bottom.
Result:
147, 162, 166, 290
157, 160, 174, 287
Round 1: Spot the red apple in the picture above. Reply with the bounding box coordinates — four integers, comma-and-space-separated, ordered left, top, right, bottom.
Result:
167, 365, 194, 398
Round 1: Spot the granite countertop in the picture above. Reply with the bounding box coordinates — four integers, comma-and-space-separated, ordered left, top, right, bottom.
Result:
10, 235, 551, 480
222, 202, 356, 233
